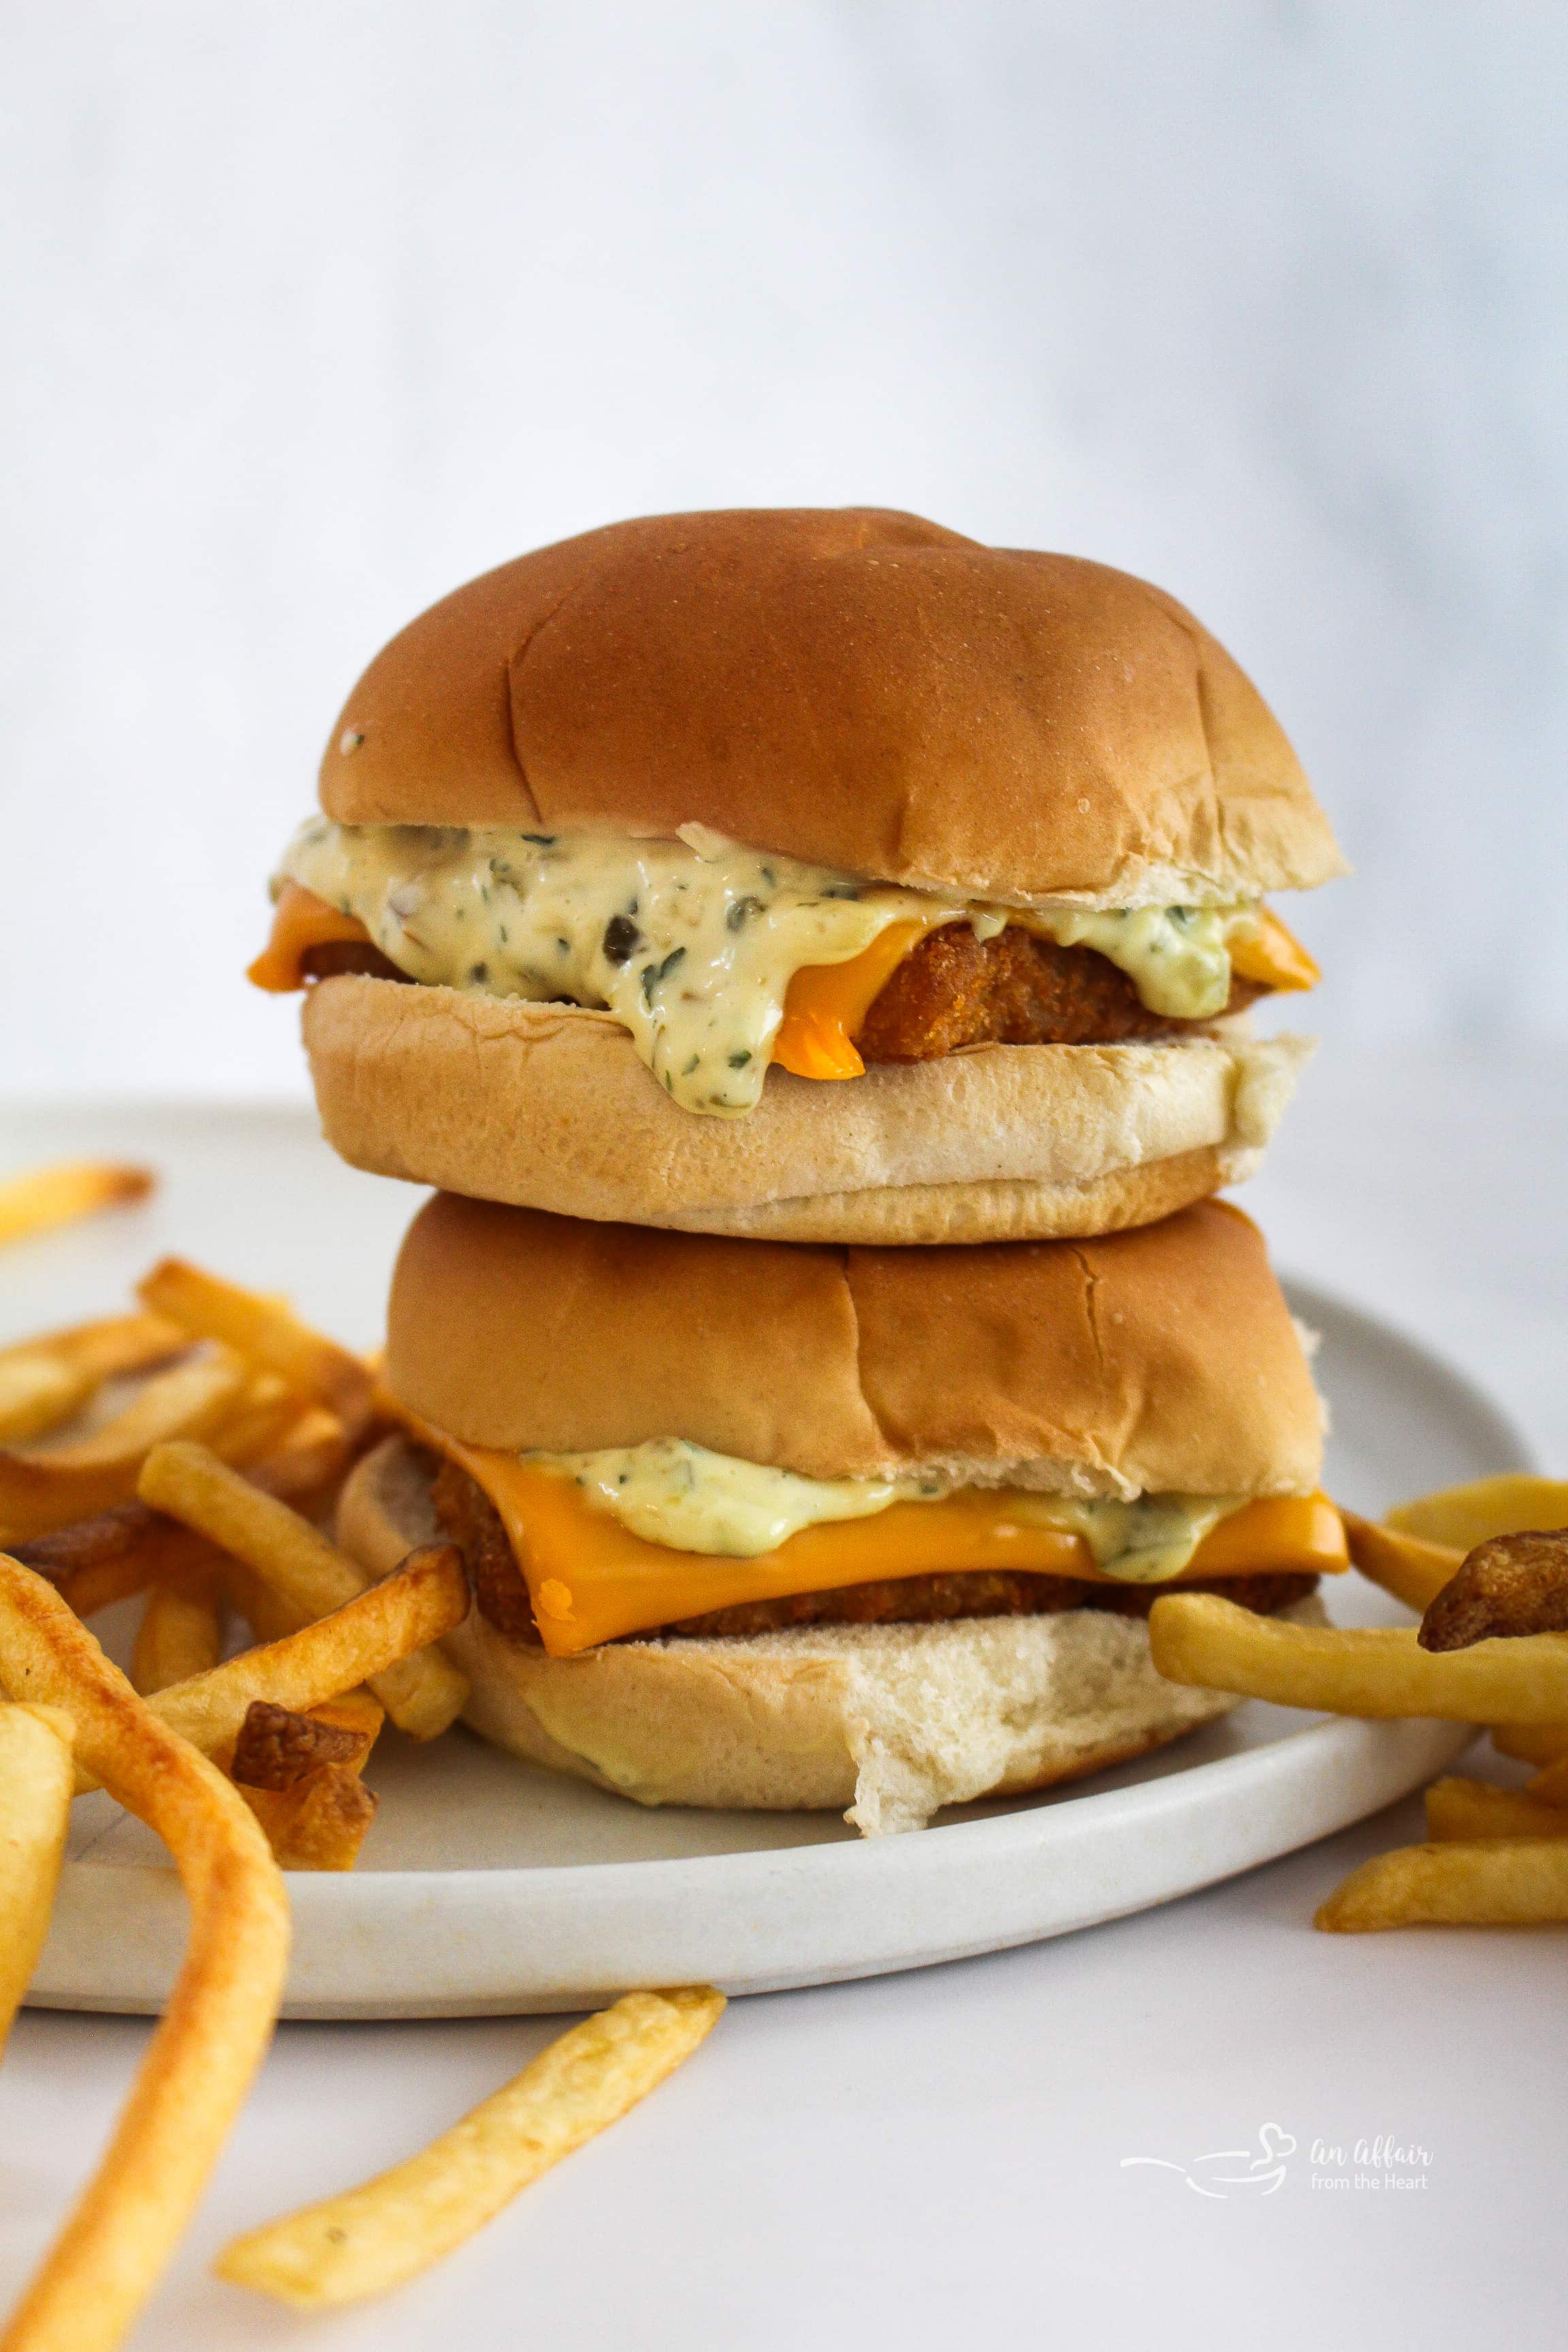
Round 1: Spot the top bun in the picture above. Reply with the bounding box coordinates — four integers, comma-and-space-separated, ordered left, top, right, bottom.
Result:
385, 1193, 1324, 1501
321, 508, 1344, 906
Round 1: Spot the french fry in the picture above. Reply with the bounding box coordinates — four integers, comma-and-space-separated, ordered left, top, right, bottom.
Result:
0, 1557, 288, 2352
0, 1313, 185, 1386
1341, 1511, 1462, 1614
215, 1554, 301, 1644
1316, 1838, 1568, 1931
1387, 1474, 1568, 1553
0, 1315, 194, 1454
108, 1544, 467, 1780
229, 1695, 385, 1874
0, 1352, 250, 1541
203, 1374, 312, 1473
0, 1162, 154, 1250
0, 1703, 75, 2053
1526, 1749, 1568, 1802
1494, 1722, 1568, 1769
306, 1686, 385, 1759
17, 1409, 357, 1631
1424, 1775, 1568, 1843
240, 1767, 378, 1873
246, 1408, 355, 1516
1149, 1590, 1568, 1723
216, 1985, 724, 2308
231, 1699, 367, 1788
0, 1356, 97, 1448
12, 1503, 224, 1622
138, 1259, 374, 1438
140, 1442, 468, 1739
131, 1569, 225, 1697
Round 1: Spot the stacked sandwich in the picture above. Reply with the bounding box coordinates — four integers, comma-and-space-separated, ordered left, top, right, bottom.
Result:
255, 507, 1351, 1835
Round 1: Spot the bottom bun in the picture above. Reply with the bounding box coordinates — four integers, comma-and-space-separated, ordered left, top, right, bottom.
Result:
341, 1437, 1325, 1837
303, 976, 1312, 1243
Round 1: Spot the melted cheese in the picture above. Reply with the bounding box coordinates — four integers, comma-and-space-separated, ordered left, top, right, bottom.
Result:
259, 821, 1319, 1113
413, 1420, 1347, 1656
247, 880, 374, 990
525, 1433, 1247, 1575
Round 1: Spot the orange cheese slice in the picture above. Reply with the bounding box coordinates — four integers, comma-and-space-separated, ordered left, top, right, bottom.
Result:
771, 915, 956, 1079
1230, 907, 1320, 993
248, 882, 376, 992
416, 1428, 1348, 1656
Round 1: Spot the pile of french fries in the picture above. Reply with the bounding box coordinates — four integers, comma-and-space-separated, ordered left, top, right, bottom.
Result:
1150, 1472, 1568, 1931
0, 1170, 723, 2349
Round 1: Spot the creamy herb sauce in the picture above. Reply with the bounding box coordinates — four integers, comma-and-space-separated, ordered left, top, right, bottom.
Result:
278, 819, 1254, 1115
523, 1434, 1243, 1578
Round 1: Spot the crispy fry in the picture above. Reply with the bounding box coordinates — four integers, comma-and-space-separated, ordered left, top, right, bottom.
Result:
1387, 1475, 1568, 1552
0, 1352, 249, 1541
10, 1405, 353, 1625
231, 1699, 365, 1788
140, 1442, 468, 1739
306, 1686, 385, 1757
0, 1313, 185, 1386
246, 1409, 357, 1516
215, 1554, 300, 1644
1419, 1527, 1568, 1651
1525, 1748, 1568, 1801
0, 1162, 154, 1250
1316, 1837, 1568, 1931
216, 1985, 724, 2308
98, 1545, 467, 1782
0, 1356, 97, 1448
0, 1703, 75, 2053
1423, 1774, 1568, 1842
12, 1502, 223, 1622
204, 1374, 312, 1473
0, 1557, 288, 2352
138, 1259, 374, 1438
1148, 1590, 1568, 1722
1341, 1511, 1462, 1613
227, 1693, 383, 1870
240, 1766, 378, 1872
131, 1569, 225, 1696
1491, 1722, 1568, 1767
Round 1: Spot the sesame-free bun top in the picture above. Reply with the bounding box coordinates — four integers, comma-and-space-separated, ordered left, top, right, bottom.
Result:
385, 1193, 1324, 1501
321, 508, 1345, 907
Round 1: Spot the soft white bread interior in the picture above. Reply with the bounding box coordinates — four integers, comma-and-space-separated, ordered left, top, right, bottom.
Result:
303, 976, 1311, 1244
340, 1436, 1325, 1835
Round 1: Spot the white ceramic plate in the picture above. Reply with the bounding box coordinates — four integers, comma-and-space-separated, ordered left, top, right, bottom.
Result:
3, 1107, 1530, 2017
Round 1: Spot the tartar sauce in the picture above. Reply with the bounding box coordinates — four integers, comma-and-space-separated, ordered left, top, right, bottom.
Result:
524, 1435, 1242, 1579
278, 818, 1256, 1115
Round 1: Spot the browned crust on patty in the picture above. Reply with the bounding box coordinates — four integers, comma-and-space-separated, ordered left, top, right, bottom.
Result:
856, 924, 1267, 1060
429, 1454, 1317, 1647
301, 924, 1270, 1054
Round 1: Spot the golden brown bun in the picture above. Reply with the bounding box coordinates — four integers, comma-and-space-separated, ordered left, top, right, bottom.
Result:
340, 1436, 1325, 1833
301, 975, 1311, 1244
385, 1193, 1324, 1499
319, 508, 1345, 906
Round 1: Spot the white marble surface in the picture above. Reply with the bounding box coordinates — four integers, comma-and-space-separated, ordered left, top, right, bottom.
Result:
0, 1056, 1565, 2349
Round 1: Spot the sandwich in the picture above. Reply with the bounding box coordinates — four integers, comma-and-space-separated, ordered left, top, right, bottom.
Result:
251, 507, 1344, 1245
338, 1192, 1348, 1835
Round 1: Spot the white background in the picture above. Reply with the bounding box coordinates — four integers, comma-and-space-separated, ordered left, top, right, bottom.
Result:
4, 1, 1567, 1098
